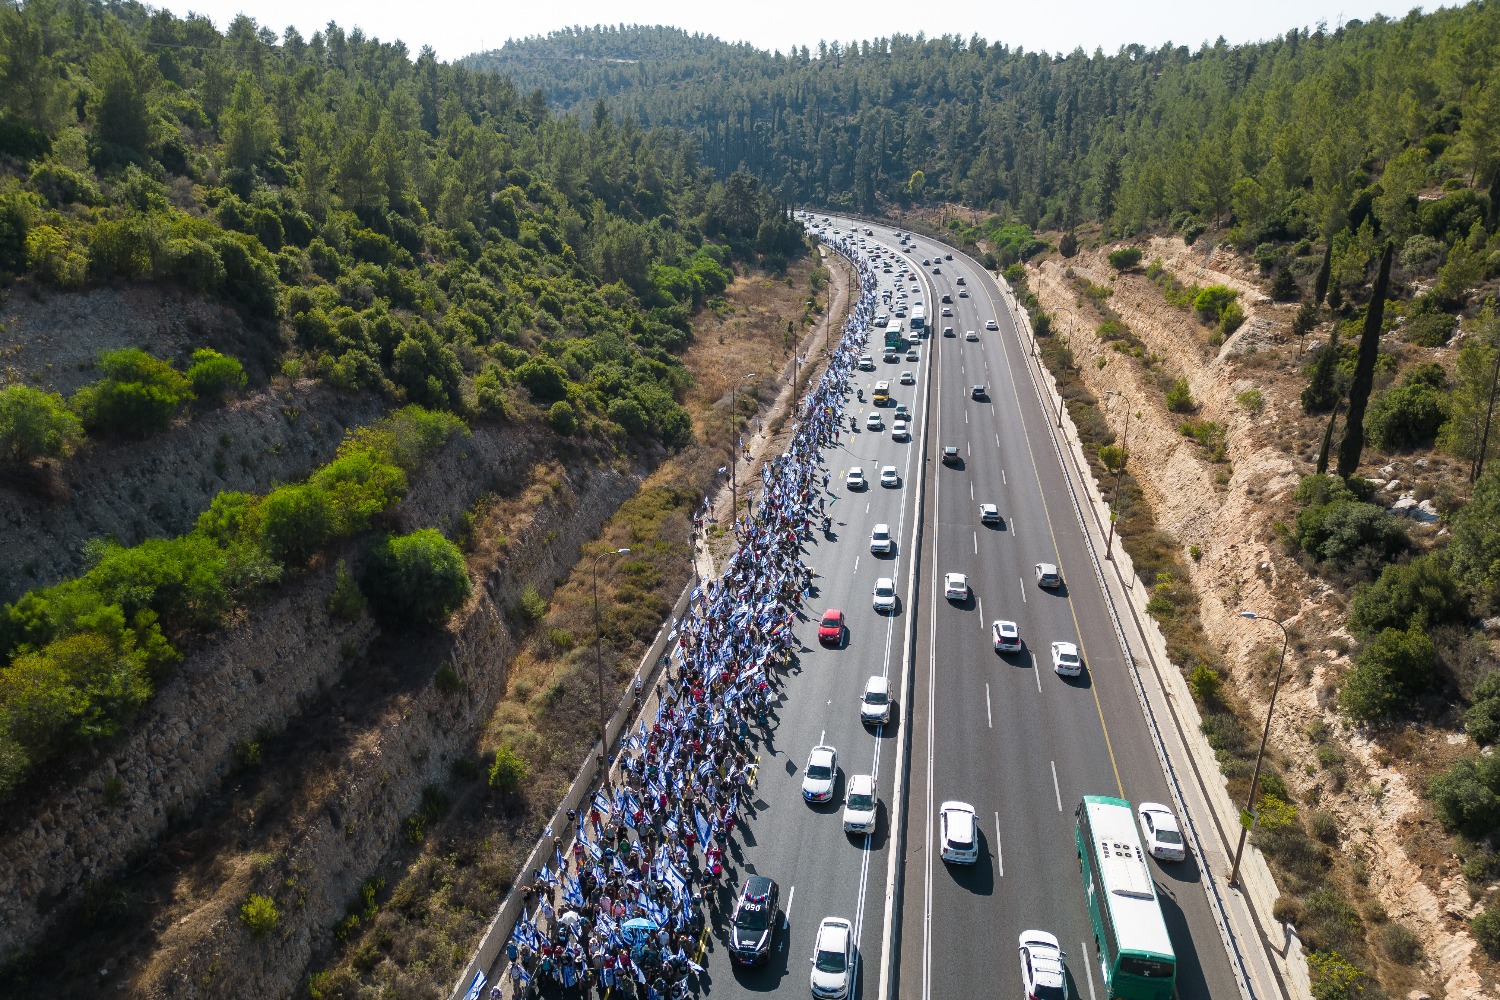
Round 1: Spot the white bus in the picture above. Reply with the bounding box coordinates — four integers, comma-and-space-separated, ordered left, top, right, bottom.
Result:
910, 305, 926, 331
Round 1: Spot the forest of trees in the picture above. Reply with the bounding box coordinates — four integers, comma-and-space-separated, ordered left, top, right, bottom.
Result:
474, 9, 1500, 241
0, 0, 805, 801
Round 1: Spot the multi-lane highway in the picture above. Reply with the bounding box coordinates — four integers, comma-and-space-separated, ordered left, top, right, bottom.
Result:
694, 217, 1240, 1000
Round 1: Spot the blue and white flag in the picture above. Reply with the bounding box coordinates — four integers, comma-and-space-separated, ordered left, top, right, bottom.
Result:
593, 790, 612, 817
513, 964, 531, 985
660, 862, 687, 899
563, 876, 584, 907
664, 812, 679, 836
462, 970, 486, 1000
561, 964, 577, 989
695, 808, 712, 847
538, 863, 555, 886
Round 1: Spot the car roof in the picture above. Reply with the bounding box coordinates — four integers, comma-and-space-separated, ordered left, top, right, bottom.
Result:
1037, 562, 1058, 573
848, 773, 874, 794
980, 503, 998, 511
822, 608, 843, 618
875, 576, 893, 587
873, 523, 890, 533
864, 675, 889, 694
744, 875, 776, 896
995, 619, 1018, 631
947, 572, 965, 581
940, 800, 975, 815
809, 745, 836, 762
817, 918, 852, 944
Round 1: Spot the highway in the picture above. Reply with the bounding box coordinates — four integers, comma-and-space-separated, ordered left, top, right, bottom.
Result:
816, 218, 1240, 1000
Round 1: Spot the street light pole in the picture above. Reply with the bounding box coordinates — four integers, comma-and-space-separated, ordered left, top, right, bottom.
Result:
1104, 391, 1132, 560
592, 547, 631, 772
1229, 610, 1291, 888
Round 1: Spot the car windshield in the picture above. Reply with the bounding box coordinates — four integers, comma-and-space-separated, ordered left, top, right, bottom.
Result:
821, 615, 840, 628
815, 947, 847, 974
864, 690, 888, 705
848, 791, 875, 810
735, 899, 771, 930
1156, 829, 1183, 845
807, 761, 833, 780
876, 585, 893, 597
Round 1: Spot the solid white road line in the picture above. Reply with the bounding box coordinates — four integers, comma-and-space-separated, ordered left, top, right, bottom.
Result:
994, 812, 1004, 876
1083, 940, 1098, 1000
1051, 760, 1063, 812
986, 684, 992, 729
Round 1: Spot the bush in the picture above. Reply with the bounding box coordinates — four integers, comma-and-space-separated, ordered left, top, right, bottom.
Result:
0, 385, 84, 464
1474, 906, 1500, 959
1164, 379, 1195, 413
71, 348, 194, 436
309, 448, 406, 535
1108, 246, 1143, 270
1192, 285, 1239, 325
1467, 673, 1500, 746
360, 529, 471, 627
1338, 623, 1436, 722
327, 560, 366, 621
1348, 552, 1466, 637
1404, 305, 1456, 347
1376, 922, 1423, 965
1237, 389, 1265, 415
257, 484, 335, 566
1188, 663, 1223, 706
240, 893, 280, 939
1430, 754, 1500, 836
186, 349, 247, 401
1366, 382, 1449, 450
1218, 300, 1246, 334
548, 399, 578, 436
1450, 469, 1500, 614
1307, 951, 1364, 1000
488, 743, 529, 795
1271, 268, 1299, 301
1294, 497, 1407, 570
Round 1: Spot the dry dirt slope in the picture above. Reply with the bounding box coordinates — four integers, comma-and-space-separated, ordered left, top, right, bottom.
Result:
1028, 238, 1492, 1000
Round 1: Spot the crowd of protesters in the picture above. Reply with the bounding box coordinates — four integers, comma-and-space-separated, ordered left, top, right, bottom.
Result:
494, 224, 880, 1000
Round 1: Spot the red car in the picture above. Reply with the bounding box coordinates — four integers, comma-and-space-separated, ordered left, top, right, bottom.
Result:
818, 609, 845, 645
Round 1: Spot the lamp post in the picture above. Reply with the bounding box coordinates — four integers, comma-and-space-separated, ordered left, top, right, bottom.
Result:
1229, 610, 1291, 888
592, 547, 631, 771
1104, 391, 1132, 560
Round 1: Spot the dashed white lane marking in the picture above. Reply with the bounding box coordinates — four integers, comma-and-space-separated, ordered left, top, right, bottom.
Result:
1051, 761, 1063, 812
986, 684, 993, 729
1083, 940, 1098, 1000
1019, 578, 1027, 603
995, 812, 1004, 876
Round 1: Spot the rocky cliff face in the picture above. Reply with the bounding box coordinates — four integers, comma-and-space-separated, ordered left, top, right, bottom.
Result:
0, 420, 640, 993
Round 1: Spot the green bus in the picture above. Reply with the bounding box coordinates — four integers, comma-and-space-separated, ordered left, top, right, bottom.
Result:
884, 320, 905, 350
1075, 795, 1177, 1000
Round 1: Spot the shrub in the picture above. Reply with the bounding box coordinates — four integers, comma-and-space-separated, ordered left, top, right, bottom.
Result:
1218, 300, 1246, 334
257, 483, 335, 566
1404, 305, 1456, 347
327, 560, 366, 621
548, 399, 579, 436
1164, 379, 1195, 413
1366, 381, 1449, 450
309, 448, 406, 535
515, 583, 547, 624
0, 385, 84, 464
1430, 754, 1500, 836
360, 529, 471, 627
1376, 922, 1423, 965
488, 743, 529, 796
1450, 469, 1500, 614
1467, 673, 1500, 746
1188, 663, 1223, 706
71, 348, 194, 436
1293, 496, 1407, 570
186, 349, 247, 401
1271, 268, 1299, 301
1307, 809, 1340, 843
1108, 246, 1143, 270
1474, 906, 1500, 959
25, 224, 87, 287
1236, 389, 1265, 415
1348, 552, 1466, 637
240, 893, 280, 939
1338, 623, 1436, 722
1192, 285, 1239, 325
1307, 950, 1364, 1000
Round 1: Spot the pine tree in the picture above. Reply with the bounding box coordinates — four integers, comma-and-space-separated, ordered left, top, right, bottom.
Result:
1301, 327, 1341, 413
1336, 242, 1395, 479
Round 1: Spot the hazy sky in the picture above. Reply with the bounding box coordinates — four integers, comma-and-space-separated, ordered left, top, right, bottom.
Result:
153, 0, 1425, 63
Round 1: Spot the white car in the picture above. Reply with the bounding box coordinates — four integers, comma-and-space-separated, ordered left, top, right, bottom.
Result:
843, 774, 878, 834
869, 523, 893, 555
873, 577, 896, 612
992, 619, 1021, 652
1035, 563, 1061, 588
1138, 802, 1187, 862
979, 503, 1001, 524
866, 412, 883, 431
899, 370, 915, 385
1051, 641, 1082, 677
880, 466, 900, 488
809, 916, 854, 999
944, 572, 968, 601
965, 329, 979, 341
905, 349, 919, 362
846, 468, 866, 490
802, 745, 837, 803
959, 288, 969, 298
985, 319, 999, 330
860, 675, 891, 724
891, 420, 909, 442
941, 306, 953, 316
939, 801, 979, 864
1018, 930, 1069, 1000
858, 354, 875, 370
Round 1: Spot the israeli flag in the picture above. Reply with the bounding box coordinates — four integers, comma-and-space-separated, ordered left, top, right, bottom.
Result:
538, 863, 555, 886
664, 812, 679, 836
583, 833, 602, 862
613, 854, 626, 874
695, 808, 712, 847
462, 970, 487, 1000
661, 862, 687, 898
680, 948, 706, 976
563, 876, 585, 907
514, 964, 531, 984
594, 790, 612, 817
647, 779, 665, 803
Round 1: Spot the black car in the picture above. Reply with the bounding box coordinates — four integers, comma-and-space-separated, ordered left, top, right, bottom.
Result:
729, 876, 780, 965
